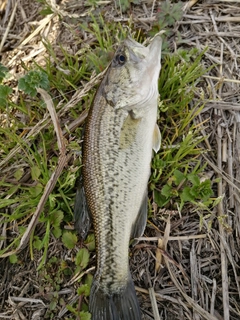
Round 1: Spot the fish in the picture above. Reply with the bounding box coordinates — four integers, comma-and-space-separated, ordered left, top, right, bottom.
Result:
74, 35, 162, 320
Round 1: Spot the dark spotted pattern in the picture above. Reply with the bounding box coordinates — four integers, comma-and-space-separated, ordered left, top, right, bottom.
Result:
82, 35, 162, 319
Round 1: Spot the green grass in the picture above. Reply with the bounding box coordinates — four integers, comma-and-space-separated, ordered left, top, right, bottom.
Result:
151, 48, 212, 208
0, 3, 217, 318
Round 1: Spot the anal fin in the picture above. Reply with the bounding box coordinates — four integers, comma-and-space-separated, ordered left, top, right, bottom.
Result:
131, 192, 148, 240
74, 176, 91, 240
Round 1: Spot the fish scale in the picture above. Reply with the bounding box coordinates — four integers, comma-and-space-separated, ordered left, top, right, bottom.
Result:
74, 35, 162, 320
85, 106, 132, 286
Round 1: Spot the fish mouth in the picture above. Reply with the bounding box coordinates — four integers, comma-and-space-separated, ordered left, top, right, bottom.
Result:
148, 35, 162, 52
124, 35, 162, 62
124, 36, 145, 47
124, 37, 149, 60
147, 35, 162, 62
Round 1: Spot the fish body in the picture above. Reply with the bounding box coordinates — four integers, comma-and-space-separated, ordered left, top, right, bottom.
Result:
75, 36, 162, 320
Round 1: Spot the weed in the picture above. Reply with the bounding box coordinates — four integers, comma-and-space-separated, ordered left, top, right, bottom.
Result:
117, 0, 141, 12
18, 70, 50, 97
0, 63, 12, 108
149, 1, 183, 53
149, 47, 216, 222
79, 14, 129, 73
0, 63, 9, 81
157, 0, 183, 29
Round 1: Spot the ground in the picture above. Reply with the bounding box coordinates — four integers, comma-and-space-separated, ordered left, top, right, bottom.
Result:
0, 0, 240, 319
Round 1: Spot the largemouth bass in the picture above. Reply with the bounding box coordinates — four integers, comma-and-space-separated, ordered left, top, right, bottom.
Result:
75, 35, 162, 320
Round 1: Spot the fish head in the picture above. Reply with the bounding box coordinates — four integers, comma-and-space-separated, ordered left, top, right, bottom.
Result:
104, 36, 162, 113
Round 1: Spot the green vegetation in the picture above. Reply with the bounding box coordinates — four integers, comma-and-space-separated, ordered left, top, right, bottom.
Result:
0, 64, 12, 107
150, 48, 216, 212
18, 70, 50, 97
37, 255, 92, 319
0, 2, 217, 317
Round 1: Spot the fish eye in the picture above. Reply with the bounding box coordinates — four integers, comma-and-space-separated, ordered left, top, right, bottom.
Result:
115, 54, 126, 65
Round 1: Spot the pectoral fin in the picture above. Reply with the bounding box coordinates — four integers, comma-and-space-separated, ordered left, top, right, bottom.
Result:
131, 193, 148, 240
74, 177, 91, 240
152, 123, 161, 153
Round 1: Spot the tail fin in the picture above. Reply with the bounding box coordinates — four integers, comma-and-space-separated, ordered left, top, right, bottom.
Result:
89, 278, 141, 320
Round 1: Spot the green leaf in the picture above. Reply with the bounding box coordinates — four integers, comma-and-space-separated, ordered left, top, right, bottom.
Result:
49, 299, 57, 311
79, 311, 91, 320
77, 284, 91, 297
84, 234, 95, 251
31, 165, 41, 180
0, 64, 8, 82
66, 304, 91, 320
0, 85, 12, 107
190, 186, 199, 198
52, 226, 62, 239
29, 183, 43, 197
198, 179, 213, 201
180, 186, 195, 202
7, 185, 19, 195
85, 273, 93, 288
50, 210, 64, 228
66, 304, 76, 314
187, 173, 200, 186
33, 236, 43, 250
161, 184, 172, 198
157, 1, 183, 28
14, 168, 24, 181
62, 231, 78, 249
173, 169, 185, 186
171, 2, 183, 21
18, 70, 49, 97
117, 0, 130, 12
40, 7, 53, 15
154, 189, 168, 208
9, 254, 18, 264
75, 248, 90, 269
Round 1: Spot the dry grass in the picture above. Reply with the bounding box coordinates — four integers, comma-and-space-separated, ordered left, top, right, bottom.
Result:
1, 0, 240, 319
